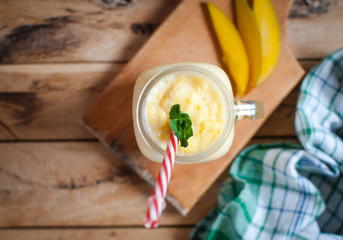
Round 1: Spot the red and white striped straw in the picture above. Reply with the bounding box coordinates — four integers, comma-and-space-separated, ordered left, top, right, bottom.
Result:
144, 131, 179, 229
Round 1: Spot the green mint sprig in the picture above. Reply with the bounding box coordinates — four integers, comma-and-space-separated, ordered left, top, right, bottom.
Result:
169, 104, 193, 148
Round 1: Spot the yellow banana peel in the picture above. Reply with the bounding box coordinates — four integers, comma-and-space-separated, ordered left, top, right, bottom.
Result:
234, 0, 262, 93
206, 2, 249, 97
253, 0, 281, 86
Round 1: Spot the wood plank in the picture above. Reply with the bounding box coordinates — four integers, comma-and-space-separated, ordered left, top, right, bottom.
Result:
83, 0, 304, 215
0, 0, 181, 63
0, 120, 16, 140
0, 64, 124, 139
256, 84, 300, 137
287, 0, 343, 59
0, 142, 219, 226
0, 0, 342, 63
0, 138, 298, 227
249, 137, 299, 145
256, 60, 318, 137
0, 61, 317, 140
0, 228, 192, 240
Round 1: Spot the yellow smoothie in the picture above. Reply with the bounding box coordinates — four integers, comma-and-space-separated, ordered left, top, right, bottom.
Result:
144, 73, 225, 155
133, 63, 238, 164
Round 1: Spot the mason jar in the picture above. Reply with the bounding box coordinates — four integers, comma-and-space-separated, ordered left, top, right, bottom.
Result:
132, 63, 263, 164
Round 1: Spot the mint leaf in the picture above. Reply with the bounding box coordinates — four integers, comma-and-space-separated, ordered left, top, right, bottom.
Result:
169, 104, 193, 148
169, 104, 181, 120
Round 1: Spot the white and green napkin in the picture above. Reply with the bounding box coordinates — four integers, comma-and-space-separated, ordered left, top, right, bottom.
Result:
190, 48, 343, 240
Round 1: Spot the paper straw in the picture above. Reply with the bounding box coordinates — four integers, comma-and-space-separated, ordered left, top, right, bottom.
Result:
144, 131, 179, 229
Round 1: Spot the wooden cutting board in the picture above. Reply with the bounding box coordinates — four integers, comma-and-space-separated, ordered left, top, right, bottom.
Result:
83, 0, 304, 215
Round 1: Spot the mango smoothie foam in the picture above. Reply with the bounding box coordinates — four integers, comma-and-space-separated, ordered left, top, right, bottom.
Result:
145, 73, 225, 155
132, 63, 250, 164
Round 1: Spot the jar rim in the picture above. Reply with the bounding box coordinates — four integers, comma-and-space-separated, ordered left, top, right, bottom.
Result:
136, 63, 234, 163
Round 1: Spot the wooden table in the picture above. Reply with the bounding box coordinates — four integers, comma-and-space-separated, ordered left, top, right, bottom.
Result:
0, 0, 342, 239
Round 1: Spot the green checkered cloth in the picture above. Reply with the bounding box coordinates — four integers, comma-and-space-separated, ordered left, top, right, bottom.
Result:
190, 48, 343, 240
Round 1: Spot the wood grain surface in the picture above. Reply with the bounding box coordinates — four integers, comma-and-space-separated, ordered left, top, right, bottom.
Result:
0, 0, 342, 239
0, 61, 316, 140
0, 0, 181, 63
0, 228, 192, 240
0, 142, 218, 227
287, 0, 343, 59
0, 0, 341, 63
0, 138, 298, 227
83, 0, 304, 215
0, 63, 123, 140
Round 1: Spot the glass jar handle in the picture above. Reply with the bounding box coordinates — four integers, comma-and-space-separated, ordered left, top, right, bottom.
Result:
234, 100, 264, 121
